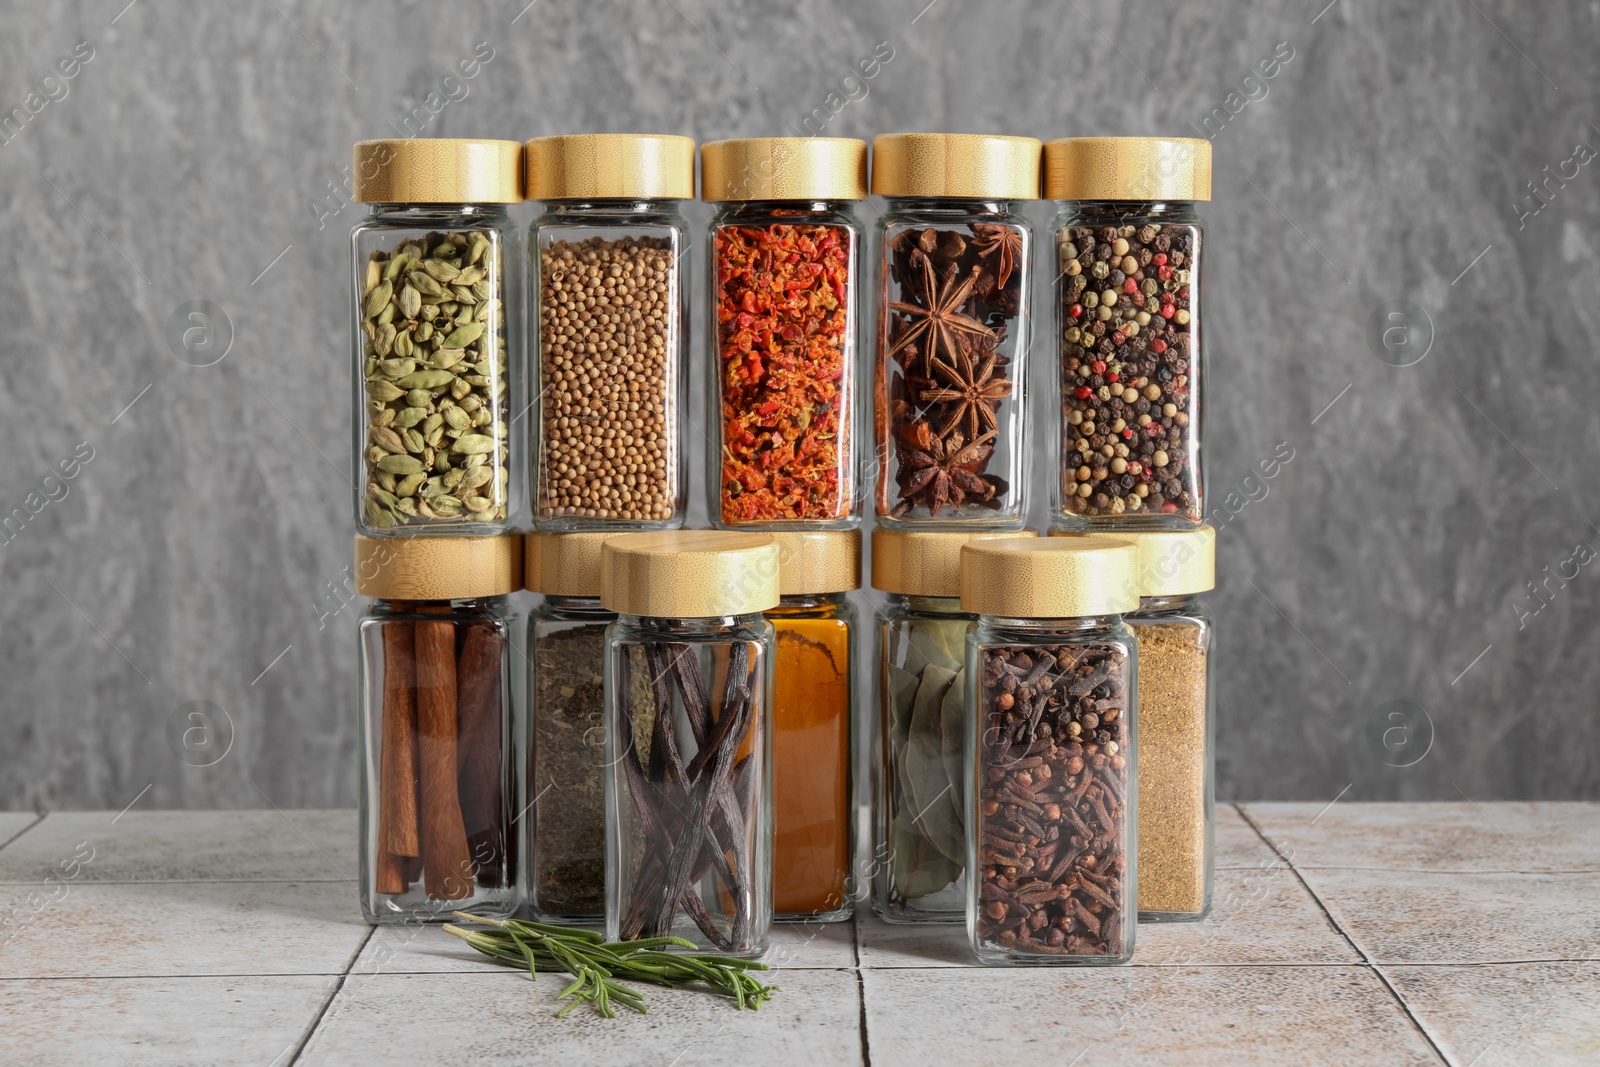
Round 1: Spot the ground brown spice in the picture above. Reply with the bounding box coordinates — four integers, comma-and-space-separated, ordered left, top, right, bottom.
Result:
1130, 620, 1208, 915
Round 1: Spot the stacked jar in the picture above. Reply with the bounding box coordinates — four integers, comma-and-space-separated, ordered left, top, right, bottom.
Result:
352, 139, 523, 534
526, 134, 693, 529
356, 533, 522, 923
1045, 137, 1211, 527
872, 133, 1041, 527
702, 137, 867, 528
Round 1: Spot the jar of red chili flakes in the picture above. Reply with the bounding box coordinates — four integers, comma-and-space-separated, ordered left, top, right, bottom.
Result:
1045, 137, 1211, 529
702, 137, 867, 529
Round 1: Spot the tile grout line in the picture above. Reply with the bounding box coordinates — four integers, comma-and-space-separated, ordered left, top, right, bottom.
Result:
0, 812, 49, 854
852, 915, 872, 1067
1234, 804, 1456, 1066
285, 924, 377, 1066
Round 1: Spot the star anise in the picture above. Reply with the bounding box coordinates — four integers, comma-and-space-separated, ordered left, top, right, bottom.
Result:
918, 349, 1013, 442
887, 250, 995, 375
970, 223, 1024, 289
896, 430, 998, 517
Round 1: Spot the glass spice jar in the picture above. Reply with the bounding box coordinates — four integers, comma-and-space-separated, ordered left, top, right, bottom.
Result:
960, 537, 1139, 965
872, 133, 1041, 528
352, 139, 523, 535
523, 531, 616, 924
601, 531, 779, 956
870, 528, 1037, 923
1045, 137, 1211, 529
526, 135, 693, 530
766, 531, 860, 922
702, 137, 867, 529
356, 533, 522, 924
1056, 524, 1214, 921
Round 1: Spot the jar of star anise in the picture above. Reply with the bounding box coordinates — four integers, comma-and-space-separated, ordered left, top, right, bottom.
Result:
702, 137, 867, 529
1046, 137, 1211, 529
872, 133, 1041, 528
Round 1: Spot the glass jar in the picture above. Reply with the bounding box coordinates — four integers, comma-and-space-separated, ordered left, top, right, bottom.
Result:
601, 531, 779, 956
523, 532, 616, 923
1057, 525, 1214, 921
702, 138, 867, 529
355, 533, 522, 924
869, 528, 1037, 923
352, 140, 523, 535
766, 532, 860, 921
1046, 137, 1211, 529
871, 133, 1041, 528
961, 537, 1139, 965
526, 135, 693, 530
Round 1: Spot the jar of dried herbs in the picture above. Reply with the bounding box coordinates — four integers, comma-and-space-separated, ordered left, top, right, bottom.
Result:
870, 528, 1037, 923
356, 533, 521, 924
601, 531, 779, 956
526, 135, 693, 529
352, 139, 523, 535
1057, 524, 1214, 921
1046, 137, 1211, 529
702, 137, 866, 529
872, 133, 1041, 527
524, 531, 616, 923
766, 531, 860, 922
961, 536, 1139, 965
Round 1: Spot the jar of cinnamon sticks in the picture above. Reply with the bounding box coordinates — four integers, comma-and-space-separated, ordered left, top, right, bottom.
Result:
356, 533, 521, 924
600, 531, 779, 956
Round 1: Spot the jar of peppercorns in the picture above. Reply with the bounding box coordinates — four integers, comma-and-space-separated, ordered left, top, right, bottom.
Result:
702, 137, 867, 529
526, 135, 694, 530
1045, 137, 1211, 529
872, 133, 1041, 528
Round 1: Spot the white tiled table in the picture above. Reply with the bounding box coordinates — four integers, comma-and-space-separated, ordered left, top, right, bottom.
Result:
1, 804, 1595, 1066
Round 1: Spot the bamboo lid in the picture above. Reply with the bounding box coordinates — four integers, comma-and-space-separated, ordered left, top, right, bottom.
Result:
525, 531, 617, 597
353, 139, 524, 204
1043, 136, 1212, 202
1052, 525, 1215, 597
701, 137, 868, 202
961, 537, 1139, 618
354, 533, 523, 600
525, 134, 695, 200
769, 531, 861, 596
870, 528, 1038, 598
871, 133, 1042, 200
601, 531, 779, 617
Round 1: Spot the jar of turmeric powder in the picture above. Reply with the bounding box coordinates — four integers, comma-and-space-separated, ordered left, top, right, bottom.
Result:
766, 531, 861, 922
355, 533, 521, 925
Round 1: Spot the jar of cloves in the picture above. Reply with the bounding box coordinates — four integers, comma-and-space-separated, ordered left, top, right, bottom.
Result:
356, 532, 521, 924
352, 139, 523, 535
526, 135, 693, 530
1057, 524, 1214, 921
1046, 137, 1210, 529
524, 531, 617, 924
869, 528, 1037, 924
872, 133, 1041, 528
960, 536, 1139, 964
601, 531, 779, 956
702, 137, 867, 529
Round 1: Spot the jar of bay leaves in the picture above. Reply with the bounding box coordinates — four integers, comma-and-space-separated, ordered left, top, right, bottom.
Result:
870, 527, 1036, 923
352, 139, 523, 535
601, 531, 779, 956
356, 533, 521, 924
1056, 524, 1214, 921
1046, 137, 1210, 529
526, 135, 693, 529
872, 133, 1041, 528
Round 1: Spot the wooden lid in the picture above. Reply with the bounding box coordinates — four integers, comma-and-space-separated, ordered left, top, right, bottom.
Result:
872, 132, 1042, 200
354, 533, 522, 600
870, 528, 1038, 598
524, 531, 612, 597
525, 134, 695, 200
960, 537, 1138, 618
1052, 525, 1215, 597
701, 137, 867, 201
601, 531, 780, 617
352, 139, 524, 204
1043, 136, 1212, 201
769, 531, 861, 596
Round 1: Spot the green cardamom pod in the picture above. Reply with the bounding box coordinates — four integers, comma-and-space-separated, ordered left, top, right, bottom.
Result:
393, 330, 414, 359
393, 406, 428, 429
363, 280, 392, 320
405, 389, 433, 408
395, 472, 426, 498
399, 284, 421, 320
442, 407, 471, 431
365, 380, 405, 403
453, 434, 496, 456
433, 348, 468, 370
403, 428, 426, 453
442, 324, 485, 351
396, 369, 455, 390
423, 258, 461, 282
376, 454, 425, 475
370, 426, 406, 454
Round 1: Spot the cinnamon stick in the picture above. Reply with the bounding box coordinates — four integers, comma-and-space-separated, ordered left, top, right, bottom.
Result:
376, 619, 420, 896
416, 620, 472, 901
456, 622, 506, 887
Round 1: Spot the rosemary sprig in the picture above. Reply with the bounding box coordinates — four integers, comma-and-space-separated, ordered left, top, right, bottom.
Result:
443, 912, 778, 1019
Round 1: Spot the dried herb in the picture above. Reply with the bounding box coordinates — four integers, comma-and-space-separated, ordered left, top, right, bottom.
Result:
529, 621, 608, 918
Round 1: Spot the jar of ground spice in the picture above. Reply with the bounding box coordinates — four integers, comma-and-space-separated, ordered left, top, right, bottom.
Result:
869, 528, 1037, 923
702, 137, 867, 528
766, 530, 860, 922
524, 531, 616, 923
1045, 137, 1211, 528
872, 133, 1041, 527
960, 537, 1139, 964
601, 531, 779, 956
352, 139, 523, 535
355, 532, 521, 924
526, 135, 693, 529
1057, 524, 1214, 921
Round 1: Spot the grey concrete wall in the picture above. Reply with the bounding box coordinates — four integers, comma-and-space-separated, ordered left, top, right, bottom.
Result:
0, 0, 1596, 810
